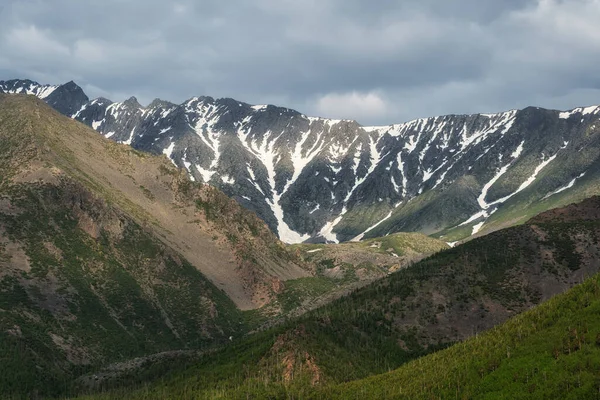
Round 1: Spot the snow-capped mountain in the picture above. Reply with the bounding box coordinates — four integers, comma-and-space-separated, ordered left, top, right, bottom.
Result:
4, 78, 600, 244
0, 79, 88, 116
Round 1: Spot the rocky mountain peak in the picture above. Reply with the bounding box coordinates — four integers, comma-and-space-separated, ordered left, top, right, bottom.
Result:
123, 96, 142, 109
148, 98, 175, 109
45, 80, 89, 116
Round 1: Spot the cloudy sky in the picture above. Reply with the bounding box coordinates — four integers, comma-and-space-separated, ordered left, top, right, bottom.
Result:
1, 0, 600, 125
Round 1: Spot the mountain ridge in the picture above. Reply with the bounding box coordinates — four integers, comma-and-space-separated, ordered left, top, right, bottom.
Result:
3, 78, 600, 246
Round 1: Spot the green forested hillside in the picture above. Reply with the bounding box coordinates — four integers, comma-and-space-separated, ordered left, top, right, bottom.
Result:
322, 272, 600, 399
0, 170, 247, 398
71, 265, 600, 400
70, 198, 600, 399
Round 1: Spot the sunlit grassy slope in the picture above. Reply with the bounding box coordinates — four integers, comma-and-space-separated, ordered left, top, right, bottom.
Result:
322, 272, 600, 399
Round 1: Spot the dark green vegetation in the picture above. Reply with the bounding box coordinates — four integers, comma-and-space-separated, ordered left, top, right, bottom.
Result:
0, 181, 244, 398
323, 272, 600, 399
71, 272, 600, 399
68, 197, 600, 399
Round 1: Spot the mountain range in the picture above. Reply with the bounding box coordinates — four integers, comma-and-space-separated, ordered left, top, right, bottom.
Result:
3, 78, 600, 245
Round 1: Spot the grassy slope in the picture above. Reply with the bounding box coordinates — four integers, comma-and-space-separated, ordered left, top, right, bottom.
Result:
293, 232, 449, 261
323, 272, 600, 399
275, 232, 448, 315
74, 273, 600, 400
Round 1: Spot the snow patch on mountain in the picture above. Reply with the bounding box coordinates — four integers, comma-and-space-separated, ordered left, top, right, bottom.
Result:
478, 164, 512, 209
92, 119, 103, 130
0, 81, 58, 99
543, 172, 587, 199
189, 102, 222, 179
196, 165, 216, 183
238, 127, 310, 243
511, 141, 525, 158
123, 127, 136, 146
560, 105, 600, 119
351, 209, 395, 242
37, 85, 59, 99
318, 134, 383, 243
472, 221, 486, 235
221, 175, 235, 185
463, 146, 562, 234
162, 141, 175, 158
319, 214, 344, 243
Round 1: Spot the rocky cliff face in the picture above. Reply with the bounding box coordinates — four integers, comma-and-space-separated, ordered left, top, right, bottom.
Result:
4, 79, 600, 244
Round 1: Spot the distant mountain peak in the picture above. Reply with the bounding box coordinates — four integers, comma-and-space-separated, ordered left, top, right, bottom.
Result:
123, 96, 142, 109
148, 98, 175, 109
44, 80, 89, 116
93, 96, 114, 105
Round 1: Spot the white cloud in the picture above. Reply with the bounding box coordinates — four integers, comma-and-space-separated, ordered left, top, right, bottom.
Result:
5, 25, 70, 57
511, 0, 600, 43
314, 91, 388, 123
72, 39, 107, 64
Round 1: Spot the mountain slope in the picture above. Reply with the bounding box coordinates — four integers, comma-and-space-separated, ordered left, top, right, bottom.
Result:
4, 79, 600, 244
0, 93, 310, 311
0, 93, 321, 397
68, 195, 600, 399
322, 271, 600, 399
0, 179, 245, 397
79, 271, 600, 400
267, 232, 449, 319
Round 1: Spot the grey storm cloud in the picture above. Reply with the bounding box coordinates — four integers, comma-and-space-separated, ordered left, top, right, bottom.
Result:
1, 0, 600, 125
